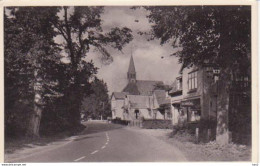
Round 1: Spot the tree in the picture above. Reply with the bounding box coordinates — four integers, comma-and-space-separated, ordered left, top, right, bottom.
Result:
51, 7, 133, 127
4, 7, 61, 137
142, 6, 251, 143
143, 6, 250, 74
154, 82, 171, 91
81, 78, 111, 120
5, 7, 133, 138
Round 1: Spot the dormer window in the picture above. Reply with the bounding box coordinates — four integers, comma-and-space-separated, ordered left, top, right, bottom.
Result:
176, 77, 182, 91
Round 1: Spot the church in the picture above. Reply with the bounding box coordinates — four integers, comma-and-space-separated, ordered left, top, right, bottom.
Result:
111, 55, 172, 122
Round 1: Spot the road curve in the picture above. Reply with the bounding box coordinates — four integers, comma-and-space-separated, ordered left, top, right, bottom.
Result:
6, 122, 186, 162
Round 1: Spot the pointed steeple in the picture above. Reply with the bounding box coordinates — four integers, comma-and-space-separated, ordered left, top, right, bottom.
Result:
127, 55, 136, 83
128, 55, 136, 73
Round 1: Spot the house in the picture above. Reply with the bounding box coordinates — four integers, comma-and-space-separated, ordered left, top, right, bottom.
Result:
111, 92, 128, 120
152, 90, 171, 120
169, 62, 251, 144
168, 75, 183, 125
168, 64, 218, 142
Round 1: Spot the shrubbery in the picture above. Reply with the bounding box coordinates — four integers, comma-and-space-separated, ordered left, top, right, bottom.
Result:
142, 119, 173, 129
111, 118, 130, 125
172, 119, 217, 143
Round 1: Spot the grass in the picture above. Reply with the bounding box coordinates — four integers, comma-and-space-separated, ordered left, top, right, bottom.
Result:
168, 130, 252, 161
5, 130, 73, 154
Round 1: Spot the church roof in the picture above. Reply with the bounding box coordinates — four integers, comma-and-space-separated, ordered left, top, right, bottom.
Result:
128, 95, 152, 109
122, 82, 140, 95
136, 80, 163, 95
112, 92, 128, 99
128, 55, 136, 73
123, 80, 163, 96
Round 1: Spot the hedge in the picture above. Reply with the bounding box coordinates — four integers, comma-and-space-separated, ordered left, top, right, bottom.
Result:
142, 119, 173, 129
111, 118, 130, 125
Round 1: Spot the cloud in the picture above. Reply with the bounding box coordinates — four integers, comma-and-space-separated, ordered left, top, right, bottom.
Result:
101, 7, 151, 33
86, 7, 181, 94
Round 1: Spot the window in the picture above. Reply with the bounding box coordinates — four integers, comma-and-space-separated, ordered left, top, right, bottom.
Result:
148, 109, 152, 117
188, 71, 198, 90
153, 110, 157, 119
176, 77, 182, 90
188, 109, 201, 122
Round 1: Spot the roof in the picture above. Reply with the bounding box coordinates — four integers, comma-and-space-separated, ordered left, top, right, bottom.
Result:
153, 90, 171, 107
122, 82, 140, 95
161, 98, 171, 105
128, 55, 136, 74
127, 95, 152, 109
169, 80, 177, 94
136, 80, 163, 95
112, 92, 128, 100
154, 90, 166, 105
129, 103, 149, 109
169, 79, 183, 96
123, 80, 163, 96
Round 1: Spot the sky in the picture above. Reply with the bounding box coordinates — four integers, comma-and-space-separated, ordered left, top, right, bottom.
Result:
85, 7, 182, 94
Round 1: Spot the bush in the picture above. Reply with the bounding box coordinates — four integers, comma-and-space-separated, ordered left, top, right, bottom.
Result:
172, 119, 218, 143
142, 119, 173, 129
111, 118, 130, 125
5, 102, 32, 138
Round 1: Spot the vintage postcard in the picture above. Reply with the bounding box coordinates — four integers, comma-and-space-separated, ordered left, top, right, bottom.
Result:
0, 0, 258, 164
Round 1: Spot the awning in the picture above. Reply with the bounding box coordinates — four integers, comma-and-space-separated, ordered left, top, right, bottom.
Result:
181, 98, 200, 108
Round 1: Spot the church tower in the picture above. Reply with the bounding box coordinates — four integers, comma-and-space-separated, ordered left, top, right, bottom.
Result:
127, 55, 136, 83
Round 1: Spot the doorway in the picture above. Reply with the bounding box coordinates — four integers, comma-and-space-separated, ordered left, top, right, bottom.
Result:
134, 109, 139, 119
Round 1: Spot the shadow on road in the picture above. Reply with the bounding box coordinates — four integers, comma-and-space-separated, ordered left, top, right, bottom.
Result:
78, 121, 125, 136
74, 136, 98, 141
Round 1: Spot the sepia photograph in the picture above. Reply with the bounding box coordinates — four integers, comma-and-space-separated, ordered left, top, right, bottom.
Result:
3, 4, 255, 163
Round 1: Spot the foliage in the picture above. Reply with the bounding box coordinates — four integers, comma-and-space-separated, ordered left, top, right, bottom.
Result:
143, 6, 251, 76
111, 118, 130, 125
81, 78, 111, 120
4, 6, 133, 137
142, 7, 251, 141
4, 7, 61, 137
154, 82, 171, 91
51, 6, 133, 126
142, 119, 172, 129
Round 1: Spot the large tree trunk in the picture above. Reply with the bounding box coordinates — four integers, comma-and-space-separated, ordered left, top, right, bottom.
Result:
68, 72, 82, 130
216, 71, 231, 145
27, 65, 43, 138
27, 103, 43, 138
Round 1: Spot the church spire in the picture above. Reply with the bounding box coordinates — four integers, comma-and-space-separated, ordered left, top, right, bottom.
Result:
128, 55, 136, 73
127, 55, 136, 83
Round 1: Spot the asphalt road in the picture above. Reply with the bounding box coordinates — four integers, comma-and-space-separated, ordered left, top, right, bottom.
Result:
6, 121, 187, 162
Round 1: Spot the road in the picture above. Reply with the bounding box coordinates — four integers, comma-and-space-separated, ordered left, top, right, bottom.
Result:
6, 121, 187, 162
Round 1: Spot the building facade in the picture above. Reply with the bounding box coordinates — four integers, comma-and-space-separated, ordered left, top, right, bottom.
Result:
169, 63, 251, 144
169, 65, 218, 142
111, 92, 129, 120
111, 55, 171, 122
